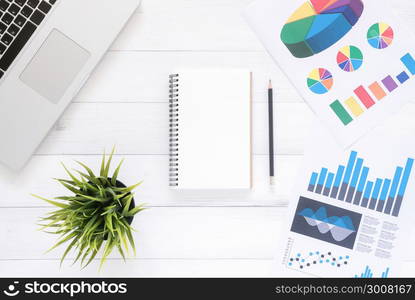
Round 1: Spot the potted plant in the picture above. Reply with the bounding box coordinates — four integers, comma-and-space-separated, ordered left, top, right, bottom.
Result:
33, 148, 145, 269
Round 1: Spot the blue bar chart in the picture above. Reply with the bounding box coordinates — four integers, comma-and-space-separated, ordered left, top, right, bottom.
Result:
307, 151, 414, 217
354, 266, 390, 278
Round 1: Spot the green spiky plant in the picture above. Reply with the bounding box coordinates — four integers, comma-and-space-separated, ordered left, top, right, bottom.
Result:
33, 148, 145, 269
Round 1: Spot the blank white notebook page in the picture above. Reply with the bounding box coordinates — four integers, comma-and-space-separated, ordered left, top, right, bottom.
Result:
175, 69, 252, 189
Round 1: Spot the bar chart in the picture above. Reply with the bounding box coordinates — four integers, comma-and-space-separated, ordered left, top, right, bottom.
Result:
330, 52, 415, 126
307, 151, 414, 217
354, 266, 390, 278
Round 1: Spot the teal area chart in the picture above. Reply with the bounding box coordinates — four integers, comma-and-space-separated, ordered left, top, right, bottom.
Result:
280, 0, 364, 58
291, 196, 362, 249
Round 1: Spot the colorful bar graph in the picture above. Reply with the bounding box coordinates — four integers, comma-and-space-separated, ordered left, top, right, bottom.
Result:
330, 100, 353, 125
354, 86, 375, 109
369, 179, 383, 210
368, 82, 387, 100
382, 75, 398, 92
306, 151, 413, 217
338, 151, 357, 201
401, 53, 415, 75
397, 71, 410, 84
331, 53, 415, 126
361, 181, 373, 208
344, 97, 364, 117
376, 179, 391, 212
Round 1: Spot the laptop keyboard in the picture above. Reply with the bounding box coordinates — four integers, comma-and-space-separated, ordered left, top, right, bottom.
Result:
0, 0, 56, 79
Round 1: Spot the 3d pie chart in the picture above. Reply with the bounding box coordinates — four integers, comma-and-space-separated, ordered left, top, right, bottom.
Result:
280, 0, 364, 58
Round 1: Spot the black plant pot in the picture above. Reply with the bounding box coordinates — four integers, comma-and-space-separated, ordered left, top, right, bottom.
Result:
113, 179, 135, 226
85, 178, 135, 237
96, 179, 135, 241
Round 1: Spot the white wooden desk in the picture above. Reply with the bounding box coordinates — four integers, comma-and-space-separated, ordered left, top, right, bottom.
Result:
1, 0, 415, 277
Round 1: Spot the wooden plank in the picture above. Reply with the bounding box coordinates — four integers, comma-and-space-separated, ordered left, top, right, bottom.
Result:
0, 207, 285, 260
36, 102, 312, 156
38, 101, 415, 157
76, 52, 301, 103
0, 155, 301, 207
3, 207, 413, 261
0, 259, 412, 277
112, 0, 263, 51
1, 259, 413, 277
3, 207, 412, 263
0, 259, 274, 277
1, 259, 415, 277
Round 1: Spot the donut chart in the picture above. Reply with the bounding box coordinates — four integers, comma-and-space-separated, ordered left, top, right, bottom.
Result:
337, 46, 363, 72
367, 23, 394, 49
280, 0, 364, 58
307, 68, 334, 94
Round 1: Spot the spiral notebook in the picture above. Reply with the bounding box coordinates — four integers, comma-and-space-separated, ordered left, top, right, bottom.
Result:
169, 69, 252, 189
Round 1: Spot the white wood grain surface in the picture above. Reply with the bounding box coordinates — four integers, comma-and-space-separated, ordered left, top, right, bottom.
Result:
1, 0, 415, 277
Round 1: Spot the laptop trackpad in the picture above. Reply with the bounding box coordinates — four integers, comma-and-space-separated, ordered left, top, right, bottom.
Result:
20, 29, 90, 104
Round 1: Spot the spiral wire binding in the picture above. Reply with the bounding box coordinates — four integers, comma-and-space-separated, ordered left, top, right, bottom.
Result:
169, 74, 179, 187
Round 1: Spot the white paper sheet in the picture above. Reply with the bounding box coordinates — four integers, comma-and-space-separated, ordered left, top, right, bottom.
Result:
274, 105, 415, 277
244, 0, 415, 147
173, 69, 252, 189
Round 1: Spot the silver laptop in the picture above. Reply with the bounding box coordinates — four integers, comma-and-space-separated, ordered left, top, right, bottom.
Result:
0, 0, 141, 170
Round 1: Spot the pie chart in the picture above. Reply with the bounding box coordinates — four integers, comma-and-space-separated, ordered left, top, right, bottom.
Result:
281, 0, 364, 58
367, 23, 394, 49
337, 45, 363, 72
307, 68, 334, 94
